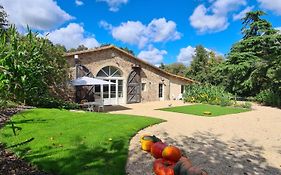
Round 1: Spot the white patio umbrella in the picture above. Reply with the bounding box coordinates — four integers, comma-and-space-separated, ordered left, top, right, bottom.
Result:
70, 76, 115, 86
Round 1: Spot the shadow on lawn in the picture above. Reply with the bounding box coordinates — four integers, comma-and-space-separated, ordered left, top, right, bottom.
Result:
128, 132, 281, 175
18, 136, 129, 175
9, 118, 50, 125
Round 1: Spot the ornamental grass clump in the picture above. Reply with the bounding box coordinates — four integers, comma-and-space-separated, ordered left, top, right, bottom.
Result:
0, 26, 72, 109
183, 84, 233, 106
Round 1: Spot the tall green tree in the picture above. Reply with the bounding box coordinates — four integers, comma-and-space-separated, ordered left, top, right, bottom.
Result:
186, 45, 209, 82
161, 63, 188, 77
242, 10, 276, 39
221, 11, 281, 100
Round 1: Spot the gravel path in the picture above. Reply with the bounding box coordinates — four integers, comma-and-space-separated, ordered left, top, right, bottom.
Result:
110, 101, 281, 175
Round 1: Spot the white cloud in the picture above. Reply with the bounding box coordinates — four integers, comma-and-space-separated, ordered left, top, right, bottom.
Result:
111, 21, 148, 48
137, 46, 167, 65
189, 0, 247, 33
101, 18, 181, 48
257, 0, 281, 16
189, 5, 228, 33
97, 0, 128, 12
177, 46, 196, 65
233, 6, 255, 21
75, 0, 84, 6
99, 20, 113, 30
211, 0, 247, 15
0, 0, 73, 31
45, 23, 100, 49
147, 18, 181, 42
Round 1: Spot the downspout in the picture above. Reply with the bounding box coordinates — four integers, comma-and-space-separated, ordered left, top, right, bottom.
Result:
74, 55, 79, 102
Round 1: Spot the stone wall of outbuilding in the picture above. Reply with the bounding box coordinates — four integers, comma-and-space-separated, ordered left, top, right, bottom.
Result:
65, 48, 187, 103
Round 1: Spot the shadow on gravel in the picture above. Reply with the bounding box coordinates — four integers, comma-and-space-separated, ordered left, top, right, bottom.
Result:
128, 131, 281, 175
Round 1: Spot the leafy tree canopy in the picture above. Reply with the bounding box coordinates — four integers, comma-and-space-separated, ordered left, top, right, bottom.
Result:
186, 45, 223, 83
160, 63, 188, 77
242, 11, 277, 39
68, 44, 88, 52
222, 10, 281, 99
119, 46, 135, 56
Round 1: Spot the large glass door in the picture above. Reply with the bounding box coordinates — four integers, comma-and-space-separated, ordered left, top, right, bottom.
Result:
96, 66, 124, 105
102, 80, 123, 105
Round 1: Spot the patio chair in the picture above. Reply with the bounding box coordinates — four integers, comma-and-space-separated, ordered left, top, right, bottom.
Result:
177, 93, 183, 100
95, 99, 105, 112
80, 99, 91, 111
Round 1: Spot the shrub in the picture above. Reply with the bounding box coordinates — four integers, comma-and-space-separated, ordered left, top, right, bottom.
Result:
0, 99, 17, 109
256, 90, 281, 107
183, 84, 233, 106
234, 102, 252, 109
0, 26, 71, 109
29, 96, 79, 109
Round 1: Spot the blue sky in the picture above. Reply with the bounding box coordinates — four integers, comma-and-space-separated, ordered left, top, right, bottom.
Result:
1, 0, 281, 65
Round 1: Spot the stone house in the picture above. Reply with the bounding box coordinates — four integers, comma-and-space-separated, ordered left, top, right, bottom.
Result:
65, 45, 194, 105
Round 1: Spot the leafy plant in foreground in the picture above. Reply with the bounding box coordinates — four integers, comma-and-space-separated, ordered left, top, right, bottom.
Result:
0, 26, 72, 108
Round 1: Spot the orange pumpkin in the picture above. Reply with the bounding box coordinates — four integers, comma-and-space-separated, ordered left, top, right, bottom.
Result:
162, 146, 182, 162
153, 158, 175, 175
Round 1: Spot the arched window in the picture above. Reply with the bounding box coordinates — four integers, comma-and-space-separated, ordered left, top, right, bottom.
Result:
95, 66, 124, 105
97, 66, 122, 78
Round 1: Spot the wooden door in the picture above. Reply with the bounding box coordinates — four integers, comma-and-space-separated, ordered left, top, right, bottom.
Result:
127, 69, 141, 103
75, 64, 94, 103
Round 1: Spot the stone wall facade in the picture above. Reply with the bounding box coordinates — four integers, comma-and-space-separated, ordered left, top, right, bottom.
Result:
65, 47, 192, 104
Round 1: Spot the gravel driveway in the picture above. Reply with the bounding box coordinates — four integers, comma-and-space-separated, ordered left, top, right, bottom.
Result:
110, 101, 281, 175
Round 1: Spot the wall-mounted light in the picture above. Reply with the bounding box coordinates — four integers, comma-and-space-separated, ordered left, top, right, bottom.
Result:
74, 55, 79, 79
111, 53, 116, 58
74, 55, 79, 64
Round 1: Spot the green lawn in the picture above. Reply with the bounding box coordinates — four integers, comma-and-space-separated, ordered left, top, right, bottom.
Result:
0, 109, 162, 175
160, 104, 250, 117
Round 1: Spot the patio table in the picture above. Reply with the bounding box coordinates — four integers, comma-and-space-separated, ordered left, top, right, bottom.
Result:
79, 102, 101, 112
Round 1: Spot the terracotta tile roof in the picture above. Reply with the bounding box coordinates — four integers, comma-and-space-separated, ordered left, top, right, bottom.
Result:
64, 45, 196, 83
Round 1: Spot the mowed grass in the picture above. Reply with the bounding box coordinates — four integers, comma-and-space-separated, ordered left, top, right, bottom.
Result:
160, 104, 250, 117
0, 109, 162, 175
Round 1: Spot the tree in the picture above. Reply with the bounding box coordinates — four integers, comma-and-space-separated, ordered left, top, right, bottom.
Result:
204, 51, 224, 84
0, 5, 8, 29
186, 45, 209, 82
159, 63, 165, 69
242, 11, 276, 39
77, 45, 88, 51
161, 63, 188, 77
55, 44, 67, 52
68, 45, 88, 52
120, 46, 135, 55
208, 51, 223, 66
220, 10, 281, 101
